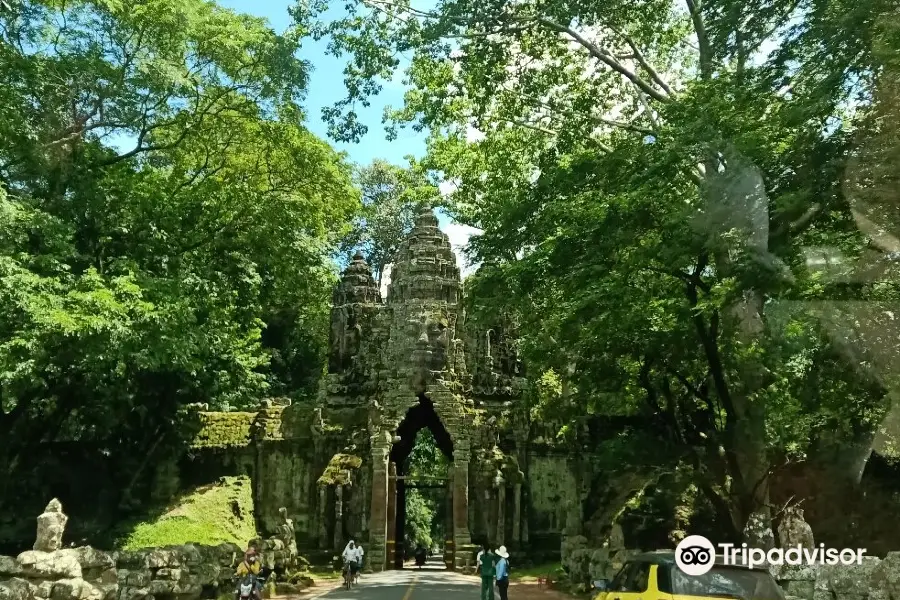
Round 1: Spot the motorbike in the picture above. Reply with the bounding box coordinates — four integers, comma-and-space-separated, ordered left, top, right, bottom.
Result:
414, 548, 427, 568
235, 574, 265, 600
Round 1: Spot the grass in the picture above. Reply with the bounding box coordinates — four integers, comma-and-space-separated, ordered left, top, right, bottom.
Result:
307, 569, 342, 581
119, 475, 257, 550
511, 562, 565, 582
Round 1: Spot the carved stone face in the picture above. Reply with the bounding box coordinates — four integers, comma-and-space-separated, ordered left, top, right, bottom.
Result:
426, 318, 450, 367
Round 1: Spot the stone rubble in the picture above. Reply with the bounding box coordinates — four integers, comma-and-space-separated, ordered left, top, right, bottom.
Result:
0, 501, 313, 600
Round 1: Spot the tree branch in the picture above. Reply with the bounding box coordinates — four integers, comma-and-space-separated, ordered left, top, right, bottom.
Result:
537, 17, 671, 103
685, 0, 713, 79
609, 26, 674, 95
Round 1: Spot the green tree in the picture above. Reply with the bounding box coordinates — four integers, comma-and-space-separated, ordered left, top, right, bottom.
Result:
302, 0, 897, 537
0, 0, 359, 514
340, 159, 439, 285
404, 428, 449, 551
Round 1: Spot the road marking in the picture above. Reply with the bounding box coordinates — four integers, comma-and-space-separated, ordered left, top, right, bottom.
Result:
401, 574, 419, 600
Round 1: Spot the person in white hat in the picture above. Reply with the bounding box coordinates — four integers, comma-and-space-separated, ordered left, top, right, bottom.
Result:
494, 546, 510, 600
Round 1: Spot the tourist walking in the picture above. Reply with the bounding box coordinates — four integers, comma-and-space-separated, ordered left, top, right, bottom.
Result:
479, 544, 497, 600
495, 546, 510, 600
354, 543, 364, 582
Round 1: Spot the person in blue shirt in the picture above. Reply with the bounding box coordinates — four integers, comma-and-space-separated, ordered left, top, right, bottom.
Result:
495, 546, 510, 600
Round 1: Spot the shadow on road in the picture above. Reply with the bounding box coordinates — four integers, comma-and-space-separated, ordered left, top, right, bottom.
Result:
318, 566, 477, 599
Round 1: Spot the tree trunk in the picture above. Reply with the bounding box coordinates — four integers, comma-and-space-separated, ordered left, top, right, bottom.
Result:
702, 151, 774, 530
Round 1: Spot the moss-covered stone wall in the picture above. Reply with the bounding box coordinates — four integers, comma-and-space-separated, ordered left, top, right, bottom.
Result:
189, 412, 256, 449
526, 454, 579, 550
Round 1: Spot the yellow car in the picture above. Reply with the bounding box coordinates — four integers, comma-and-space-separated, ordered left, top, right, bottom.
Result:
592, 551, 786, 600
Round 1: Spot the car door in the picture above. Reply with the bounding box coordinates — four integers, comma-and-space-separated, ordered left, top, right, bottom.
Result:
607, 561, 652, 600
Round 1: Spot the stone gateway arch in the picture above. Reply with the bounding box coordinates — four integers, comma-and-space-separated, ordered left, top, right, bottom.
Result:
244, 207, 613, 571
320, 207, 485, 570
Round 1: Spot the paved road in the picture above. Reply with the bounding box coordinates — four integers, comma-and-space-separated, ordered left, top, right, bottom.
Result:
317, 556, 478, 600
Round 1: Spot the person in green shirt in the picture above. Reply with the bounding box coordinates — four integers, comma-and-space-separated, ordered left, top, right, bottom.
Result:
479, 542, 497, 600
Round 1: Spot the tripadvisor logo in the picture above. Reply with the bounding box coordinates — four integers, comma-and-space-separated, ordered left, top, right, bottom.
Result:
675, 535, 867, 575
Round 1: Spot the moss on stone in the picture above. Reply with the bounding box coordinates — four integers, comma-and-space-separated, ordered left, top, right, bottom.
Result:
191, 412, 255, 448
254, 406, 286, 440
317, 454, 363, 486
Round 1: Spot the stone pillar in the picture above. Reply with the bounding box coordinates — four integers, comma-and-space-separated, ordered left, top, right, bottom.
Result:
565, 498, 583, 536
318, 487, 329, 548
386, 462, 397, 567
333, 485, 344, 549
445, 482, 454, 545
360, 465, 369, 537
496, 483, 506, 546
522, 502, 529, 543
369, 445, 390, 571
512, 483, 521, 544
481, 488, 492, 541
452, 455, 471, 547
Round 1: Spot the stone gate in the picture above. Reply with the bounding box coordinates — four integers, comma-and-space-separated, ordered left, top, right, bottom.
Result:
174, 207, 627, 572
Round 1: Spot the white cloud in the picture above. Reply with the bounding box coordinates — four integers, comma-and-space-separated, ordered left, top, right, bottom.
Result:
465, 124, 485, 143
439, 178, 461, 196
380, 263, 393, 299
445, 221, 483, 278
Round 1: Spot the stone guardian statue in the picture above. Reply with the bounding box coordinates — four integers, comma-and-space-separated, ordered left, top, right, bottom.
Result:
34, 498, 68, 552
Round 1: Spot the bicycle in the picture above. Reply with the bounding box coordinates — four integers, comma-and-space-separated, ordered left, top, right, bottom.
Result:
343, 561, 354, 589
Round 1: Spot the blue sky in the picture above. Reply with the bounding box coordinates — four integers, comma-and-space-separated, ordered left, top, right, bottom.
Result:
217, 0, 427, 167
215, 0, 480, 278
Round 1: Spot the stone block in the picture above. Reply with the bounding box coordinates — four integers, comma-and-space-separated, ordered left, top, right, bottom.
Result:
37, 581, 54, 598
870, 552, 900, 598
153, 569, 181, 581
146, 550, 179, 569
824, 558, 880, 597
124, 572, 150, 588
48, 580, 103, 600
772, 562, 820, 582
780, 579, 815, 600
192, 564, 219, 585
72, 550, 114, 572
0, 578, 38, 600
116, 587, 152, 600
0, 556, 23, 578
115, 553, 149, 571
17, 550, 82, 580
148, 580, 201, 598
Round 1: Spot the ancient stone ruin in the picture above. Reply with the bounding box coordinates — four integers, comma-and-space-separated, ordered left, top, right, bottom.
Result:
154, 207, 622, 572
0, 500, 315, 600
0, 500, 242, 600
1, 207, 653, 573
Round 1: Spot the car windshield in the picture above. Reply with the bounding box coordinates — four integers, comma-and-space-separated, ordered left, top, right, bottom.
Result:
669, 566, 785, 600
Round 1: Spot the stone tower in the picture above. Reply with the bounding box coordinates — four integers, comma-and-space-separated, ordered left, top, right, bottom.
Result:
367, 206, 475, 570
269, 206, 557, 572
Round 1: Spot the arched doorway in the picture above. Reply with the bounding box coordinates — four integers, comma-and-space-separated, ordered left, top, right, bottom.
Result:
388, 393, 454, 569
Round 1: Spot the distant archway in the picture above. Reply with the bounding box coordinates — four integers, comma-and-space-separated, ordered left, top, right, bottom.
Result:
389, 394, 454, 568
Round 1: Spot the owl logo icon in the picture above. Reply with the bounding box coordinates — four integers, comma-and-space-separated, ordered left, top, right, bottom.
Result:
676, 536, 716, 575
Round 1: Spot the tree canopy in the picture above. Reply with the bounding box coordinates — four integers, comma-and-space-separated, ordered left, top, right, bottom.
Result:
305, 0, 900, 538
0, 0, 359, 511
339, 158, 439, 285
